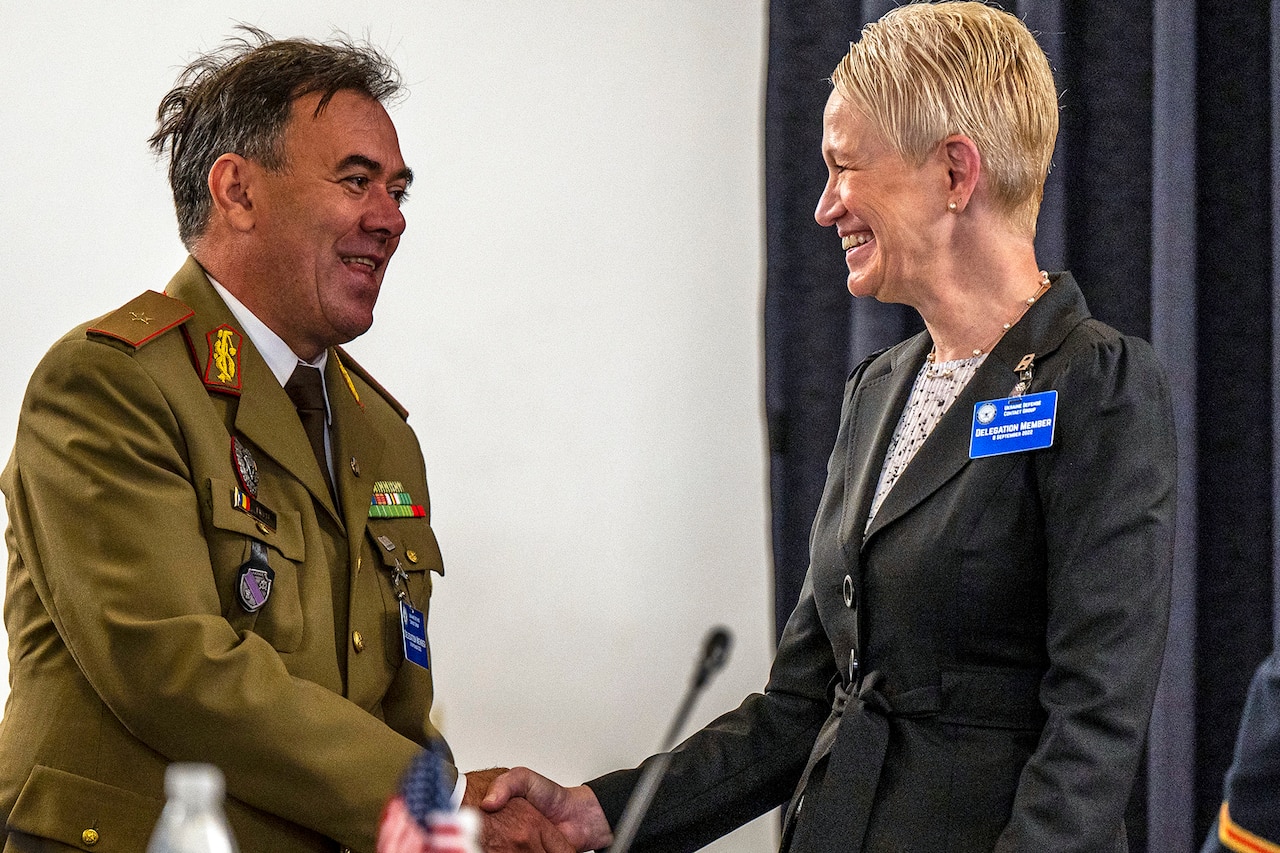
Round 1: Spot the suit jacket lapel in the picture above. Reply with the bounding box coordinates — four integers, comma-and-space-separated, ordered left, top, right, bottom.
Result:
840, 335, 928, 549
862, 273, 1091, 543
165, 257, 343, 526
234, 362, 342, 524
327, 354, 384, 559
862, 347, 1008, 541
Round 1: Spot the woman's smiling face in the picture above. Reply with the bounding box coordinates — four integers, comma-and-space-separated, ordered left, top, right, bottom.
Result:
813, 89, 950, 305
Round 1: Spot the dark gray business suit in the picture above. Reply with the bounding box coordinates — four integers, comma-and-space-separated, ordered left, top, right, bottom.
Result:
589, 273, 1177, 853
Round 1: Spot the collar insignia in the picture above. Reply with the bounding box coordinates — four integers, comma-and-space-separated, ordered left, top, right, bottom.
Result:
334, 351, 364, 409
204, 324, 243, 394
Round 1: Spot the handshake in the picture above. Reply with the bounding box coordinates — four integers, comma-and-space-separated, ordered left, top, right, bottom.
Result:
378, 762, 612, 853
378, 628, 733, 853
476, 767, 612, 852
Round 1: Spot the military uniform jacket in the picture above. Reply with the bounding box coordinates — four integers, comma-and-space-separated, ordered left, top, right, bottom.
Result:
1202, 650, 1280, 853
589, 273, 1177, 853
0, 258, 448, 852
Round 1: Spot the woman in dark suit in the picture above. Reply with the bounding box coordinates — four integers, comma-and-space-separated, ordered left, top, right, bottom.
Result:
479, 3, 1178, 851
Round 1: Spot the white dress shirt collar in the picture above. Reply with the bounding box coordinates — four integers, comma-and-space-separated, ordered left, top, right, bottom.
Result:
208, 276, 331, 424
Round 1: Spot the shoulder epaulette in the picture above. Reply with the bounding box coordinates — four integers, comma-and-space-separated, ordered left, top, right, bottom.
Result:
87, 290, 194, 349
334, 346, 409, 420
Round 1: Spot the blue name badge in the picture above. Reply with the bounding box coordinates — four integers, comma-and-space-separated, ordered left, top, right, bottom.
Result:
400, 601, 430, 670
970, 390, 1058, 459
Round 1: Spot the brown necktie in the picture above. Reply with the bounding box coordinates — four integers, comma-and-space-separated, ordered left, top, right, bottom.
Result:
284, 364, 336, 500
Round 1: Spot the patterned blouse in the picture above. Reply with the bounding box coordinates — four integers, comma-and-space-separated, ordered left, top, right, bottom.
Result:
866, 352, 987, 531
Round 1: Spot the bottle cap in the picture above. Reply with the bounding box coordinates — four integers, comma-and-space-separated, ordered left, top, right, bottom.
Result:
165, 763, 225, 806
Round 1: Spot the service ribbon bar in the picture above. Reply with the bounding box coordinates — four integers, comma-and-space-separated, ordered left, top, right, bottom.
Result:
370, 481, 424, 518
369, 504, 426, 519
372, 492, 414, 505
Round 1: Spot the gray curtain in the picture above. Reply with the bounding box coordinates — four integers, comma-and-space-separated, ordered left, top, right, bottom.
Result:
763, 1, 1278, 850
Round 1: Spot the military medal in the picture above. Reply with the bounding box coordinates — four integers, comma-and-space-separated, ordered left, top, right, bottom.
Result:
232, 437, 259, 496
369, 480, 426, 518
230, 438, 277, 531
237, 541, 275, 613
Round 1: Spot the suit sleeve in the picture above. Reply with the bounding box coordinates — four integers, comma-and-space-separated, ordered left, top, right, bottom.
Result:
580, 353, 890, 852
586, 569, 835, 853
6, 337, 431, 852
996, 332, 1177, 851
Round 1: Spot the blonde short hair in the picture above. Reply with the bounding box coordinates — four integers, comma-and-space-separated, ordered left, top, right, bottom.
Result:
832, 1, 1058, 235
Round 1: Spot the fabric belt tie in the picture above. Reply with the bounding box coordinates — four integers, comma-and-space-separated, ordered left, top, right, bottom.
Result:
780, 665, 1046, 853
782, 671, 893, 853
284, 364, 336, 501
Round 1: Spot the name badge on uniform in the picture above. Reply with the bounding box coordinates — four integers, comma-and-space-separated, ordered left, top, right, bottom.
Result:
970, 390, 1058, 459
400, 601, 430, 670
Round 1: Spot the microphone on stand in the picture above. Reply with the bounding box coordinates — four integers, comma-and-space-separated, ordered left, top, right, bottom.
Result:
608, 626, 734, 853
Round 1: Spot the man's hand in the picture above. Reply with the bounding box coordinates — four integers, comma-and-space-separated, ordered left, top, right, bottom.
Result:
482, 768, 613, 852
465, 769, 577, 853
462, 768, 510, 807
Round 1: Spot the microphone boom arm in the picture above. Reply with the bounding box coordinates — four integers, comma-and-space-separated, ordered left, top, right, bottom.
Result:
608, 626, 733, 853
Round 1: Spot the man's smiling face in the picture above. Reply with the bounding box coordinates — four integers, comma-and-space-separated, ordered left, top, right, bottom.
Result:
244, 88, 411, 359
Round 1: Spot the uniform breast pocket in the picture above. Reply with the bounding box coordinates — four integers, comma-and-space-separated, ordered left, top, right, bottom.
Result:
207, 478, 307, 653
365, 518, 444, 667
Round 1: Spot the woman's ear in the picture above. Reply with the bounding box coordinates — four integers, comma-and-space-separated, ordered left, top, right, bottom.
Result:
941, 134, 982, 213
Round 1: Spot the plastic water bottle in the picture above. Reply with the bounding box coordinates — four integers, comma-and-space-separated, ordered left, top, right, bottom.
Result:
146, 763, 239, 853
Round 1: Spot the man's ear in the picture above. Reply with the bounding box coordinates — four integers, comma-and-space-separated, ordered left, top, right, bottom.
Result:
208, 153, 257, 232
941, 134, 982, 213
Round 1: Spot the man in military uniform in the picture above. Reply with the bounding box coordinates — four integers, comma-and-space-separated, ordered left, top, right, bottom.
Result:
1203, 649, 1280, 853
0, 30, 569, 853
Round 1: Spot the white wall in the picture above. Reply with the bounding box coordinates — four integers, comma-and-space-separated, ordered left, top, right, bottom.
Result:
0, 2, 775, 850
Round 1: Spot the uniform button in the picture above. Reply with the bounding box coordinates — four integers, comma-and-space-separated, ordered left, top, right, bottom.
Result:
350, 457, 361, 476
842, 574, 855, 608
406, 549, 418, 564
352, 631, 365, 653
82, 829, 99, 846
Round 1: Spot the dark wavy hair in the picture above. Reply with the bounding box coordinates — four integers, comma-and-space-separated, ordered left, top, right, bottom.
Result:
148, 26, 404, 250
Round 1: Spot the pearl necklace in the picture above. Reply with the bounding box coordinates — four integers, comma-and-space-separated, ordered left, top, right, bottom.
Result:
925, 270, 1051, 378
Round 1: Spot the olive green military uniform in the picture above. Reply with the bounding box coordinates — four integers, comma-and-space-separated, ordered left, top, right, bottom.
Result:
0, 258, 449, 852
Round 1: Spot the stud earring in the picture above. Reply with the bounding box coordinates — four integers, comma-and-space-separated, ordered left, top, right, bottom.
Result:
948, 200, 959, 212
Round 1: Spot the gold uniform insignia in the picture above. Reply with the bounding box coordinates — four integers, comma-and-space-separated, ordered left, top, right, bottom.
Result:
203, 324, 243, 394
